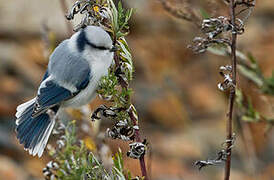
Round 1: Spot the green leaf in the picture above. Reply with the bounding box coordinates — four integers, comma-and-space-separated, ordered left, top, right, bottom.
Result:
242, 115, 258, 122
113, 148, 124, 171
236, 89, 261, 123
262, 71, 274, 95
238, 65, 264, 87
247, 53, 263, 74
108, 0, 118, 32
200, 8, 210, 19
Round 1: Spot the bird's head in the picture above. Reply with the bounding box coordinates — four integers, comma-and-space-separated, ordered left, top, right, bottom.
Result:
74, 26, 115, 53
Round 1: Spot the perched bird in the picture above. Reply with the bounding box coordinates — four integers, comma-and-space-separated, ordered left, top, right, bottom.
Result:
15, 26, 115, 157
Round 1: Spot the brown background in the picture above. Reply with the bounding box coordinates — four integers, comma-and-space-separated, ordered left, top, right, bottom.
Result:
0, 0, 273, 180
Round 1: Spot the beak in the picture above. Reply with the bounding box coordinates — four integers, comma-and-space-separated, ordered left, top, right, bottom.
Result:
110, 45, 118, 52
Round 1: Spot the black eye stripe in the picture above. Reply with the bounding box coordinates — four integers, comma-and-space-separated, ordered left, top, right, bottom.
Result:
77, 29, 109, 52
86, 41, 109, 50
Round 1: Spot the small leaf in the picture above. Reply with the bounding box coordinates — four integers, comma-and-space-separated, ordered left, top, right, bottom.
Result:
200, 8, 210, 19
262, 71, 274, 95
238, 65, 264, 87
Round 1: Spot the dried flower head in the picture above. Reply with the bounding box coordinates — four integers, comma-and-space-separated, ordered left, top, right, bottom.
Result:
218, 65, 235, 91
91, 105, 124, 121
43, 161, 59, 180
195, 133, 236, 170
66, 0, 111, 31
106, 119, 136, 141
127, 139, 147, 159
202, 16, 231, 38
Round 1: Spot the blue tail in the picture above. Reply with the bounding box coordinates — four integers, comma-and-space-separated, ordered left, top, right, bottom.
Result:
15, 99, 58, 157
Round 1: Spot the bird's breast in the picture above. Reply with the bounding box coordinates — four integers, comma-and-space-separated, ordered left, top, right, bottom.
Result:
62, 51, 113, 107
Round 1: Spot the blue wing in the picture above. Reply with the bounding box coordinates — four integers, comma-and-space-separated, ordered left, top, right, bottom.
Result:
32, 40, 92, 116
16, 38, 92, 156
38, 80, 72, 105
33, 70, 90, 117
48, 40, 92, 89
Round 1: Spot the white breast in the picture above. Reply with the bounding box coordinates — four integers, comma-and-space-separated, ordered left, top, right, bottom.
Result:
62, 49, 113, 107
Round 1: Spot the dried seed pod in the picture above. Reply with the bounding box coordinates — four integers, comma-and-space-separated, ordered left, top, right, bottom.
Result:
56, 140, 65, 149
91, 105, 123, 121
195, 133, 236, 170
66, 0, 111, 31
43, 161, 59, 180
106, 120, 135, 141
189, 37, 231, 54
202, 16, 231, 38
127, 140, 147, 159
218, 65, 235, 91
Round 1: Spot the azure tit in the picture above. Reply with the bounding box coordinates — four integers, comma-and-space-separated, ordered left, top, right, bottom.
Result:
15, 26, 115, 157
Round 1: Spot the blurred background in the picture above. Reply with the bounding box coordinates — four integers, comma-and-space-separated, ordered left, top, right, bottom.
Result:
0, 0, 273, 180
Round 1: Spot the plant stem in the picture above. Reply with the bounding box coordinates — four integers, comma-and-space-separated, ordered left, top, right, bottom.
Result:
128, 110, 148, 180
225, 0, 237, 180
113, 44, 149, 180
59, 0, 74, 36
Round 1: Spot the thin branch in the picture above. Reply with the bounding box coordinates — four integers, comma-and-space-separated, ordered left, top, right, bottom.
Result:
224, 0, 237, 180
59, 0, 74, 36
65, 1, 149, 178
159, 0, 200, 28
113, 40, 149, 180
128, 110, 148, 180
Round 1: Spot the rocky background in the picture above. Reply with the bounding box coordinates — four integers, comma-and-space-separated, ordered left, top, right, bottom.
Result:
0, 0, 273, 180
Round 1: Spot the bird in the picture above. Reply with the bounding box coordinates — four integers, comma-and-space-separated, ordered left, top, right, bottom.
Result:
15, 26, 115, 157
